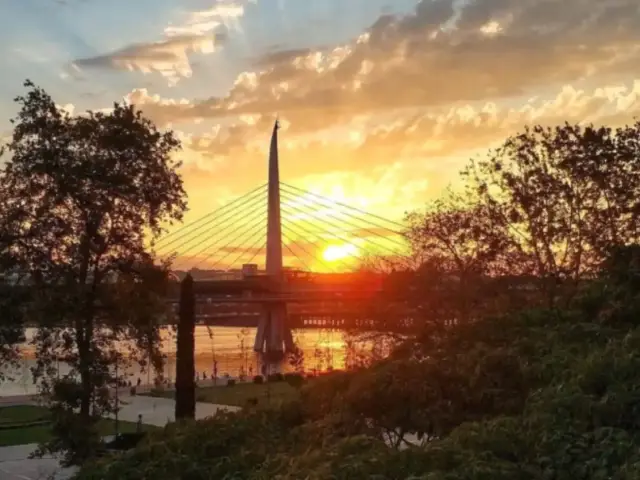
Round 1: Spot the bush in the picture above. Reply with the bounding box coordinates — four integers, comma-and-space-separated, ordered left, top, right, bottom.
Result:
253, 375, 264, 384
268, 373, 284, 383
149, 387, 165, 397
284, 373, 304, 388
227, 379, 236, 387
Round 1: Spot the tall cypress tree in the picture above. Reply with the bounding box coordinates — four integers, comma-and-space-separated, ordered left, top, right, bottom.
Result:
175, 274, 196, 419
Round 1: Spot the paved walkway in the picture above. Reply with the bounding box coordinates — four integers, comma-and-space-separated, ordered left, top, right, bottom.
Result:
109, 394, 240, 426
0, 444, 76, 480
0, 395, 240, 479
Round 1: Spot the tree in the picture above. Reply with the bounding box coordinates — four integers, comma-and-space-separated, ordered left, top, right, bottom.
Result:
405, 190, 527, 324
0, 285, 27, 381
464, 122, 640, 304
0, 81, 186, 465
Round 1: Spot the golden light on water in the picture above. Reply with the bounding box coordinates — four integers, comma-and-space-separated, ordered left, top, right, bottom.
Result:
5, 327, 392, 396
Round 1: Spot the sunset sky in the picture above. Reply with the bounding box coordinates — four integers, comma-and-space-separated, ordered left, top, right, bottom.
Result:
1, 0, 639, 269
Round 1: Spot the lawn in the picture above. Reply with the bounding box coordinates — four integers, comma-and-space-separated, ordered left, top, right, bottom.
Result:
147, 381, 300, 407
0, 405, 156, 447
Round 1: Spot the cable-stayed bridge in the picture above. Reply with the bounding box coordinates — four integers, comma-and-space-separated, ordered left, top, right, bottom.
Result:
155, 181, 408, 274
158, 121, 412, 360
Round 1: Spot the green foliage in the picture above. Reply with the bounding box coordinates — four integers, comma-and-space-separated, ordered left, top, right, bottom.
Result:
76, 253, 640, 478
268, 372, 284, 382
283, 372, 304, 388
0, 287, 26, 381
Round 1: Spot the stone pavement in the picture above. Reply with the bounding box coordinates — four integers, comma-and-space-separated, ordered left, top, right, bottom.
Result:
0, 395, 240, 479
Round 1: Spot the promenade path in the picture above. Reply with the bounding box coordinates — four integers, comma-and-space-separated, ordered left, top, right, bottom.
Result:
0, 394, 240, 479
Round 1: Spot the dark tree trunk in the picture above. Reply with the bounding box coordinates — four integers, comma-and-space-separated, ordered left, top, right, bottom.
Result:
175, 274, 196, 420
78, 331, 92, 418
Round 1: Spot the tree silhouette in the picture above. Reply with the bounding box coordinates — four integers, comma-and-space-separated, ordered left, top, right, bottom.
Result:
465, 122, 640, 304
0, 80, 187, 465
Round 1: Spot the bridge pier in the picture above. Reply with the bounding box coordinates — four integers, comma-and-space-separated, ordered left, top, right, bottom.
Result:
253, 301, 295, 359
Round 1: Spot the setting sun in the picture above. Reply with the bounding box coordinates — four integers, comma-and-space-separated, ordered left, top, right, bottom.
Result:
322, 244, 358, 262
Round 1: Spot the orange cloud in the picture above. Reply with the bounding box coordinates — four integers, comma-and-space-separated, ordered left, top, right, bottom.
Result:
65, 0, 640, 268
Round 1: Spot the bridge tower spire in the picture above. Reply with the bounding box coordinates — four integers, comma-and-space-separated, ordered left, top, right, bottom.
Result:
254, 119, 294, 358
265, 119, 283, 276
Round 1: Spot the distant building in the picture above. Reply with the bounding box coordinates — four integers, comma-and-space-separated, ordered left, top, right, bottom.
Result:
242, 264, 259, 277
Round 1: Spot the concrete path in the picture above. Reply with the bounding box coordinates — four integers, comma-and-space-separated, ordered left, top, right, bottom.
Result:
0, 444, 76, 480
0, 395, 240, 479
111, 394, 240, 427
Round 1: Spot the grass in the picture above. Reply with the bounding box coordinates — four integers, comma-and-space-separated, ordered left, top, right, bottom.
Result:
147, 381, 300, 407
0, 405, 157, 447
0, 405, 49, 425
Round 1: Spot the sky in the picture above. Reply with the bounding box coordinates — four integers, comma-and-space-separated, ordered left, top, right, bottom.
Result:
1, 0, 640, 269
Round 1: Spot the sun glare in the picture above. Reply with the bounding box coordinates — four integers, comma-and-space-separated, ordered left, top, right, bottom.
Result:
322, 244, 358, 262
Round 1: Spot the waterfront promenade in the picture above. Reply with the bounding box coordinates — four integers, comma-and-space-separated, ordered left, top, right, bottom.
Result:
0, 392, 240, 479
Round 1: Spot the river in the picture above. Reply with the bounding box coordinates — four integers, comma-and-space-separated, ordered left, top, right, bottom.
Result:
0, 326, 386, 397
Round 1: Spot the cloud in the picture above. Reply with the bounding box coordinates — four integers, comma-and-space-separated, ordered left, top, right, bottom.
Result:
167, 77, 640, 230
165, 1, 252, 36
127, 0, 640, 125
74, 34, 227, 86
72, 0, 256, 85
108, 0, 640, 233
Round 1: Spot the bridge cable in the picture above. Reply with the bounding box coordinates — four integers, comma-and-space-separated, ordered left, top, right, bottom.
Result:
280, 222, 353, 273
280, 228, 338, 273
167, 197, 267, 260
184, 205, 268, 269
280, 184, 409, 250
197, 213, 268, 270
243, 240, 268, 266
281, 231, 316, 273
204, 227, 267, 272
279, 192, 406, 257
280, 190, 408, 256
215, 235, 268, 273
154, 183, 267, 247
156, 189, 267, 258
281, 182, 407, 231
155, 184, 268, 254
281, 221, 353, 272
281, 202, 396, 266
280, 208, 359, 267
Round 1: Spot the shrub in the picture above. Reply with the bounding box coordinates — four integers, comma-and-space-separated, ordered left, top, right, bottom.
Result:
253, 375, 264, 384
284, 373, 305, 388
149, 387, 165, 397
268, 373, 284, 383
227, 379, 236, 387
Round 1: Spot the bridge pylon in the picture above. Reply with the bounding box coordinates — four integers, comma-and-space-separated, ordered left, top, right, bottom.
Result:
254, 120, 295, 358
